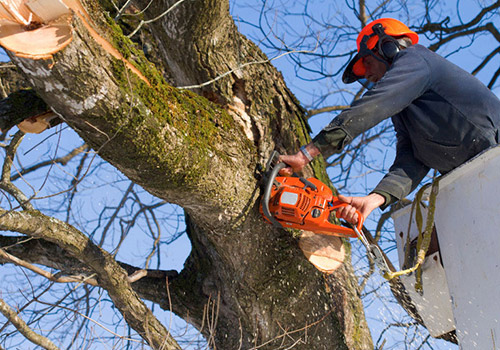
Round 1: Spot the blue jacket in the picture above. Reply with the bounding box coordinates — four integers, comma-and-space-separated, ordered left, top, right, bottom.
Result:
313, 44, 500, 201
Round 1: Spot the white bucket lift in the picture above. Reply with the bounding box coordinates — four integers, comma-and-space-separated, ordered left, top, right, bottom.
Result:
392, 146, 500, 350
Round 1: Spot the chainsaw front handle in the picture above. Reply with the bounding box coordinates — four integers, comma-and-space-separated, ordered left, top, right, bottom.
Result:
262, 162, 287, 229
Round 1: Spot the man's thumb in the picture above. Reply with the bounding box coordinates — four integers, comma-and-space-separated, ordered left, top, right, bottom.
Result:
337, 194, 352, 204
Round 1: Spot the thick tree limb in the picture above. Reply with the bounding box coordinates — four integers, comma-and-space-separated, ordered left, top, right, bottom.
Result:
0, 89, 51, 132
0, 234, 179, 290
0, 247, 99, 285
0, 210, 180, 350
3, 0, 372, 348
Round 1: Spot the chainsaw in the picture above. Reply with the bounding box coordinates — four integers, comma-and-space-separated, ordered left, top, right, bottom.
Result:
259, 151, 391, 276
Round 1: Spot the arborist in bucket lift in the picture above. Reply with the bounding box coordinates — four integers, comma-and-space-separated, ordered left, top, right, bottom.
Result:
280, 18, 500, 224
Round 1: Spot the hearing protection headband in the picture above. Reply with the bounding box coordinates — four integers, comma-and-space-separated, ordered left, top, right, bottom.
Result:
359, 23, 401, 64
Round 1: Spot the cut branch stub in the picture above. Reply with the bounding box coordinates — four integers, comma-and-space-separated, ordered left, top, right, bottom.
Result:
298, 231, 345, 274
0, 0, 73, 59
0, 0, 150, 85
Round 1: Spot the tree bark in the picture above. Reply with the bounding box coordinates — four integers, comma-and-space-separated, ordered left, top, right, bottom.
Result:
3, 0, 373, 349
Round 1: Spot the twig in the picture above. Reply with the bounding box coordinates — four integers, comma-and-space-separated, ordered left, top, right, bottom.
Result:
127, 0, 187, 38
34, 299, 142, 344
0, 297, 61, 350
0, 247, 99, 286
178, 49, 315, 90
116, 0, 154, 20
127, 269, 147, 283
114, 0, 133, 19
11, 144, 88, 182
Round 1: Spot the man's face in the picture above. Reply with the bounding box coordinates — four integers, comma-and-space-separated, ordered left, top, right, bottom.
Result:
362, 53, 387, 83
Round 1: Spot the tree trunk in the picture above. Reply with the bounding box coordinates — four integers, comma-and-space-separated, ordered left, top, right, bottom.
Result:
3, 0, 372, 348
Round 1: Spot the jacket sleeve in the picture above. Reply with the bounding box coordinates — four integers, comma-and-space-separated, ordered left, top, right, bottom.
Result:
312, 46, 431, 157
372, 115, 430, 203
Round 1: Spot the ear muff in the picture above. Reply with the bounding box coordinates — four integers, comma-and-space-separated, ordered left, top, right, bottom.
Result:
372, 23, 400, 61
379, 38, 400, 59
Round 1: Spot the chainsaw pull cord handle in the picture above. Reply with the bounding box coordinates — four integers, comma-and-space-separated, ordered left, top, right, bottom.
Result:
262, 162, 287, 228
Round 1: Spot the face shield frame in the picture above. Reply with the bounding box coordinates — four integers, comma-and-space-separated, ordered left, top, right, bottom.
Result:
342, 23, 393, 86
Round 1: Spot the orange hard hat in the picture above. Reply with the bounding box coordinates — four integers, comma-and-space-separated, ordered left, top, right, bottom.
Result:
343, 18, 419, 84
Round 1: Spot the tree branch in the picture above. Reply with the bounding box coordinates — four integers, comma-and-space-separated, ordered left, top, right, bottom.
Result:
0, 234, 196, 320
10, 144, 88, 182
0, 131, 33, 210
0, 89, 50, 132
0, 297, 61, 350
0, 210, 181, 350
421, 1, 500, 34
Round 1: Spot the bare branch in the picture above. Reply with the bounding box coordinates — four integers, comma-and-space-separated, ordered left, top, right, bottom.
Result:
0, 247, 98, 285
127, 0, 188, 38
472, 46, 500, 75
308, 105, 349, 117
0, 131, 33, 210
0, 209, 181, 350
421, 2, 500, 34
10, 144, 88, 182
0, 297, 61, 350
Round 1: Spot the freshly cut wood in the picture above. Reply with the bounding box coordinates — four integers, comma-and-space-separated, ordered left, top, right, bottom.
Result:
25, 0, 69, 23
0, 3, 16, 22
0, 0, 72, 59
17, 111, 55, 133
299, 230, 345, 274
0, 0, 150, 84
0, 16, 72, 59
0, 0, 37, 25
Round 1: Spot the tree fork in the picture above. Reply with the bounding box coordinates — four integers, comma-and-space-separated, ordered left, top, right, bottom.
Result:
3, 0, 373, 348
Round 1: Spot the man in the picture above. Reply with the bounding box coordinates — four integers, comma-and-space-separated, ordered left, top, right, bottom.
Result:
280, 18, 500, 224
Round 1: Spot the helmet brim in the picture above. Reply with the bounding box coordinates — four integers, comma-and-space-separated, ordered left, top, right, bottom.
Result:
342, 53, 365, 84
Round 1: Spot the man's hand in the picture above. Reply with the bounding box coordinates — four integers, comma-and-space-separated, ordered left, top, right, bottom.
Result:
335, 193, 386, 225
279, 143, 320, 175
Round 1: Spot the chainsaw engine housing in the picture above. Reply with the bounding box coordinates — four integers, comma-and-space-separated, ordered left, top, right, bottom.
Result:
261, 175, 357, 238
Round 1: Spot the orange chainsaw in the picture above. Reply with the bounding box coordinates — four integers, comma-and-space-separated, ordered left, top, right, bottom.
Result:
259, 151, 391, 275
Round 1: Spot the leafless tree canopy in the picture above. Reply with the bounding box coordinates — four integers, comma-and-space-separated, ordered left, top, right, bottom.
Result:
0, 0, 498, 349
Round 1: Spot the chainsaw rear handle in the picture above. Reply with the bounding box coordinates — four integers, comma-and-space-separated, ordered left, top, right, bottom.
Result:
329, 200, 365, 233
262, 162, 287, 228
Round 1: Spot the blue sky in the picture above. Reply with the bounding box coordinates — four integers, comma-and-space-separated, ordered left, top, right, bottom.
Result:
2, 1, 499, 348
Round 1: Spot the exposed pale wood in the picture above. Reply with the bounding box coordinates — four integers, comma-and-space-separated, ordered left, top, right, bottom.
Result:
25, 0, 69, 22
0, 16, 72, 59
0, 0, 35, 25
299, 231, 345, 274
17, 111, 55, 133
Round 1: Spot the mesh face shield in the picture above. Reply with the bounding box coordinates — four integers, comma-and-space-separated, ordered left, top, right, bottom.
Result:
342, 33, 388, 88
343, 23, 397, 86
342, 32, 383, 85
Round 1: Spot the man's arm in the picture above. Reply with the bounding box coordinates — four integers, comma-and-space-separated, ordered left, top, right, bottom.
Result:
372, 116, 430, 203
279, 126, 350, 174
332, 121, 430, 224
